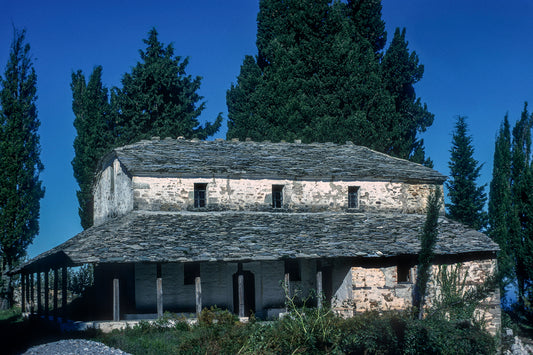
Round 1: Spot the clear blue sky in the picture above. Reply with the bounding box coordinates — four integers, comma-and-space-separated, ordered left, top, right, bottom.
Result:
1, 0, 533, 259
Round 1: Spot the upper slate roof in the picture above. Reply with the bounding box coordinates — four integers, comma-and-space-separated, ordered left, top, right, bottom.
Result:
13, 211, 498, 273
104, 138, 446, 183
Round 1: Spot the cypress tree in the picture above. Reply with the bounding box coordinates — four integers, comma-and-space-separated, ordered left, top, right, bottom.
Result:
446, 116, 487, 230
0, 29, 45, 308
509, 103, 533, 306
488, 115, 513, 292
113, 28, 222, 146
414, 186, 442, 319
71, 66, 114, 229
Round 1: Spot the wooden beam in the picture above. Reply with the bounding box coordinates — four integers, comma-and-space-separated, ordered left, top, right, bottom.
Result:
62, 267, 68, 320
44, 271, 49, 318
284, 273, 290, 298
30, 273, 34, 314
238, 274, 245, 318
316, 270, 323, 309
113, 278, 120, 321
53, 268, 58, 320
25, 274, 30, 313
36, 272, 41, 315
157, 277, 163, 318
195, 276, 202, 316
21, 273, 25, 313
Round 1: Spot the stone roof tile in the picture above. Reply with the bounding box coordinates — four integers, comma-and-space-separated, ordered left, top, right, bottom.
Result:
104, 139, 446, 183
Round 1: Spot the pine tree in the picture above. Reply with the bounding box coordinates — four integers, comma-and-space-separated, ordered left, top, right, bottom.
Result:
113, 28, 221, 146
227, 0, 433, 161
71, 66, 114, 229
488, 115, 513, 291
381, 28, 434, 164
0, 29, 45, 308
446, 116, 487, 230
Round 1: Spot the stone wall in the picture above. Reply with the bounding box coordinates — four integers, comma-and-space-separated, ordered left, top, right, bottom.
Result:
132, 176, 436, 213
332, 257, 500, 336
93, 159, 133, 226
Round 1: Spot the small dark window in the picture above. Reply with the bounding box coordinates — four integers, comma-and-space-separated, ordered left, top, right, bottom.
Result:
272, 185, 284, 208
184, 263, 200, 285
284, 260, 301, 281
397, 264, 411, 283
194, 183, 207, 208
348, 186, 359, 208
110, 164, 115, 195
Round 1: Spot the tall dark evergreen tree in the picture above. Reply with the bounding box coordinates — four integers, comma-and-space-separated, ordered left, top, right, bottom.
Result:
488, 115, 513, 291
0, 29, 44, 308
71, 66, 114, 229
227, 0, 433, 162
113, 28, 222, 146
381, 28, 434, 165
414, 186, 442, 319
446, 116, 487, 230
509, 103, 533, 306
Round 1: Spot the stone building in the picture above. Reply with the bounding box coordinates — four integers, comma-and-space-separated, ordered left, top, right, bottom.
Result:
11, 138, 500, 333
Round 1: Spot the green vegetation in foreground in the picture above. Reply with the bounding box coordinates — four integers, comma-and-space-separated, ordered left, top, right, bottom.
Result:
91, 307, 495, 355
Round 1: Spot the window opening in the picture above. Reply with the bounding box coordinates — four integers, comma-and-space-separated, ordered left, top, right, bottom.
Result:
397, 264, 411, 283
284, 259, 301, 281
184, 263, 200, 285
194, 183, 207, 208
272, 185, 284, 208
348, 186, 359, 208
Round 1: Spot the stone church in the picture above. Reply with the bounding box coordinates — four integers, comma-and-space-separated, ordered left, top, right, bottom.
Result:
12, 138, 500, 334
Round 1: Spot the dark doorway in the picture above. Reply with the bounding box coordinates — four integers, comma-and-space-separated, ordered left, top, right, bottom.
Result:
232, 268, 255, 317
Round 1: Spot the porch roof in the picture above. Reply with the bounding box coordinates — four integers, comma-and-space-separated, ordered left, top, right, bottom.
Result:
13, 211, 498, 274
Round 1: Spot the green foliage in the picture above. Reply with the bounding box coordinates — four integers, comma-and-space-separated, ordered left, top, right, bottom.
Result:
198, 306, 238, 326
414, 186, 442, 317
0, 28, 45, 309
228, 0, 433, 163
113, 28, 222, 146
71, 66, 114, 229
68, 264, 94, 295
488, 115, 513, 292
447, 116, 487, 231
71, 28, 221, 229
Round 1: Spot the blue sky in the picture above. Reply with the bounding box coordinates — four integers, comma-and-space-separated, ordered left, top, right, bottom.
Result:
1, 0, 533, 259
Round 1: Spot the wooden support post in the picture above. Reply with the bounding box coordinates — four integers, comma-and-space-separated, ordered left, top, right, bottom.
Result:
62, 267, 68, 320
25, 274, 30, 313
36, 272, 41, 315
21, 273, 25, 313
157, 278, 163, 318
195, 276, 202, 316
316, 270, 323, 309
44, 271, 49, 318
30, 273, 34, 314
238, 274, 245, 318
53, 269, 58, 320
113, 278, 120, 321
284, 273, 290, 298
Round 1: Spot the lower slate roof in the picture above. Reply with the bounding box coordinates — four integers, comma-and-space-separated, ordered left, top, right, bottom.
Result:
13, 211, 498, 274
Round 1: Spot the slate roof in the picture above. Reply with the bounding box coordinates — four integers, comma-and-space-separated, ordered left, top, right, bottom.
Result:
13, 211, 498, 273
104, 138, 446, 183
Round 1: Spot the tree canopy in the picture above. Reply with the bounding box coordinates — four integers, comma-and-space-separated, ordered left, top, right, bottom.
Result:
0, 29, 44, 308
72, 28, 221, 228
227, 0, 433, 165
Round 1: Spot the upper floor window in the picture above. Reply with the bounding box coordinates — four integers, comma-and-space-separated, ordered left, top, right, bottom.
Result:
272, 185, 284, 208
348, 186, 359, 209
184, 263, 200, 285
194, 183, 207, 208
397, 263, 411, 283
